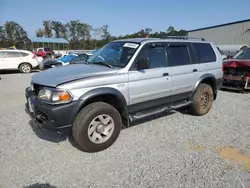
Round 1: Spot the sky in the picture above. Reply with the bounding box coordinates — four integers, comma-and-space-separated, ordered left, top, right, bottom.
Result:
0, 0, 249, 37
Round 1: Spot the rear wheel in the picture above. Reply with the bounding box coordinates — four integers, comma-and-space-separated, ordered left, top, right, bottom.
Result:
72, 102, 122, 152
189, 83, 214, 116
19, 63, 32, 73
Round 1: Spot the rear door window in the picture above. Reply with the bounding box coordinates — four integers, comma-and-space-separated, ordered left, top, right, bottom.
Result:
6, 52, 20, 58
192, 43, 216, 63
166, 42, 191, 66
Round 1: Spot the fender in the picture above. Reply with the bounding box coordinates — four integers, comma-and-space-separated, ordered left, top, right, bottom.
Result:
69, 87, 128, 124
190, 73, 217, 98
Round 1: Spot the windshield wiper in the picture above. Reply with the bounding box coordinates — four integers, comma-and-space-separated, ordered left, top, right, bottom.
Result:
91, 61, 113, 68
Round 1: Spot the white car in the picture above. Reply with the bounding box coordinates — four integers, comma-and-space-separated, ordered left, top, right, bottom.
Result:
0, 50, 39, 73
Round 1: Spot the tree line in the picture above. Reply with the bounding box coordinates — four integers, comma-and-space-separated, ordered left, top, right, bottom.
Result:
0, 20, 188, 50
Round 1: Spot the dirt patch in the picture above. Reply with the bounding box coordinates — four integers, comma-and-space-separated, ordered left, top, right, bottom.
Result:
187, 139, 208, 151
216, 146, 250, 172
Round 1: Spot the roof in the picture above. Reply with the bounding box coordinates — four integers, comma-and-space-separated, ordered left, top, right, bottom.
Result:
28, 36, 69, 44
113, 37, 209, 44
188, 19, 250, 32
113, 38, 159, 43
0, 49, 34, 54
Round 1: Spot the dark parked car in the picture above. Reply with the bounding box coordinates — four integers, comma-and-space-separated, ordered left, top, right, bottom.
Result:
39, 53, 92, 70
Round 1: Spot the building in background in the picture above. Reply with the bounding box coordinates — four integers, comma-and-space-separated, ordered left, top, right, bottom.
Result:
188, 19, 250, 54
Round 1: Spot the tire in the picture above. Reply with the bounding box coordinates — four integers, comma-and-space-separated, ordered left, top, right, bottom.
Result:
46, 54, 52, 59
19, 63, 32, 73
72, 102, 122, 152
189, 83, 214, 116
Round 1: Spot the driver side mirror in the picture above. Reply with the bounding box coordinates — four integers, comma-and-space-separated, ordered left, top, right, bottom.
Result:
137, 57, 150, 70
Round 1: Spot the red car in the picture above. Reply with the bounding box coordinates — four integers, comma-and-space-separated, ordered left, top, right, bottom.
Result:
33, 47, 54, 58
222, 47, 250, 91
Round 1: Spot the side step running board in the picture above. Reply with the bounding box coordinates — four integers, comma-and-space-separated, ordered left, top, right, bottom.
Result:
129, 101, 191, 122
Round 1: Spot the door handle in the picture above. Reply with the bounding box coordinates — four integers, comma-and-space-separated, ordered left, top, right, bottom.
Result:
193, 69, 197, 72
163, 73, 169, 76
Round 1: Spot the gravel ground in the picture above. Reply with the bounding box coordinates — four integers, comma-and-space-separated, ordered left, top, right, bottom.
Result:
0, 72, 250, 188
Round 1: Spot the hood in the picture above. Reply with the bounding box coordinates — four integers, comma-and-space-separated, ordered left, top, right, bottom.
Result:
32, 64, 119, 87
223, 59, 250, 68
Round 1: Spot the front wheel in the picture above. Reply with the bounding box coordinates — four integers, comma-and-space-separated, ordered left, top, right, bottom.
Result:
189, 83, 214, 116
72, 102, 122, 152
19, 63, 32, 73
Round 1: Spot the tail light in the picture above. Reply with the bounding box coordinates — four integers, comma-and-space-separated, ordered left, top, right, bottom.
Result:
231, 62, 237, 68
32, 53, 36, 59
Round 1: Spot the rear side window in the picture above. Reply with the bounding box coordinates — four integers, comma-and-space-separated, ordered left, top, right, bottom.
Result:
7, 52, 20, 58
167, 44, 191, 66
192, 43, 216, 63
20, 52, 29, 57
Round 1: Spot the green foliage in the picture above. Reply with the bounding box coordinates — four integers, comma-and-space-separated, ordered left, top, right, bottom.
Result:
0, 21, 28, 48
36, 28, 44, 37
0, 21, 188, 50
43, 20, 53, 38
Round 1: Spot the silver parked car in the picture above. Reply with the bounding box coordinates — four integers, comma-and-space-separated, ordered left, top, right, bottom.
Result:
25, 37, 223, 152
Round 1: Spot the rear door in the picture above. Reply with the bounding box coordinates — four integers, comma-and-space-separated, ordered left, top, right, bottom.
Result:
166, 42, 198, 96
5, 51, 21, 69
190, 42, 221, 79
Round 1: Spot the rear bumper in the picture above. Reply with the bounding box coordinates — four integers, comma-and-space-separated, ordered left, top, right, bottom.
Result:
25, 87, 76, 133
222, 75, 250, 90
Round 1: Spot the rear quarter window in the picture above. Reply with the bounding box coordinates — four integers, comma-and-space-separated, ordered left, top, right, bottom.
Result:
192, 43, 216, 63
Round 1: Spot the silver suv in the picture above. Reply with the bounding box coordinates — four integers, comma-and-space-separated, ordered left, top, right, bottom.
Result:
25, 37, 223, 152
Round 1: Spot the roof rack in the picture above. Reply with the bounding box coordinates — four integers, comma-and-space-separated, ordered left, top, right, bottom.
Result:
161, 36, 206, 41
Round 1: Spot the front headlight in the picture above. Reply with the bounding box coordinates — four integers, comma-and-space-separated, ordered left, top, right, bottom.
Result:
30, 82, 34, 91
38, 88, 72, 104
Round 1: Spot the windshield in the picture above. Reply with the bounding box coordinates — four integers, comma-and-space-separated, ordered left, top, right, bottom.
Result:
87, 41, 139, 68
232, 48, 250, 59
59, 54, 77, 63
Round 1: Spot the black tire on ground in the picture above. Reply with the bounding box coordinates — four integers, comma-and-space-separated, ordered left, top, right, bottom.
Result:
72, 102, 122, 152
189, 83, 214, 116
19, 63, 32, 73
46, 54, 52, 59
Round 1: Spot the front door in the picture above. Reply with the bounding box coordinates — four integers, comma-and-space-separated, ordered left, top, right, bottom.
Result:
128, 42, 173, 113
